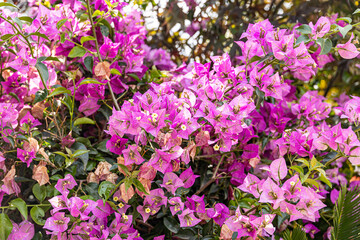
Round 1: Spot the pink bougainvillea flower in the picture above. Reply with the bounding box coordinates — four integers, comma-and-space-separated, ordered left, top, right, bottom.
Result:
160, 172, 184, 195
178, 209, 201, 227
17, 149, 36, 167
55, 174, 77, 196
169, 197, 184, 215
337, 33, 360, 59
122, 144, 144, 165
106, 135, 128, 155
44, 212, 70, 233
207, 203, 230, 225
309, 16, 331, 39
8, 221, 34, 240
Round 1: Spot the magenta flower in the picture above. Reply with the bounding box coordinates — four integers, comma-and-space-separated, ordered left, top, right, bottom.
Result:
169, 197, 184, 215
122, 145, 144, 165
106, 135, 128, 155
304, 223, 320, 239
337, 33, 359, 59
309, 16, 331, 39
179, 167, 199, 189
55, 174, 77, 196
17, 149, 36, 167
178, 209, 201, 227
8, 221, 34, 240
160, 172, 184, 195
207, 203, 229, 225
44, 212, 70, 233
259, 178, 285, 209
68, 197, 95, 220
269, 157, 287, 181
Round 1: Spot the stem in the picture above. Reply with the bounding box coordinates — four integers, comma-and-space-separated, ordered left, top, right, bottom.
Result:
85, 0, 120, 111
324, 153, 342, 167
195, 154, 227, 195
0, 203, 51, 209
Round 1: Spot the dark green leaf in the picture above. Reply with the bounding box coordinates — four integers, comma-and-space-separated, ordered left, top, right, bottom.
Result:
10, 198, 28, 220
30, 206, 45, 225
34, 90, 48, 104
127, 73, 140, 82
84, 56, 94, 72
0, 213, 13, 240
98, 181, 115, 199
68, 46, 87, 58
232, 232, 238, 240
72, 149, 90, 158
32, 183, 47, 202
296, 34, 310, 45
71, 142, 89, 170
164, 217, 180, 233
35, 62, 49, 83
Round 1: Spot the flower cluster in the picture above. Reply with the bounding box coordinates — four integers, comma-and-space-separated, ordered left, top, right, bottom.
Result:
0, 0, 359, 239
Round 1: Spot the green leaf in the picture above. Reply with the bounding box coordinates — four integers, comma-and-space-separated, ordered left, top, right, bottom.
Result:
118, 164, 131, 176
132, 178, 148, 194
0, 213, 13, 240
164, 217, 180, 233
72, 149, 90, 158
296, 34, 310, 45
29, 32, 50, 41
68, 46, 87, 58
34, 90, 48, 104
18, 16, 33, 24
1, 34, 14, 41
74, 117, 96, 126
232, 232, 238, 240
78, 78, 105, 86
338, 25, 353, 38
80, 36, 96, 45
317, 38, 332, 55
98, 181, 115, 199
60, 33, 65, 43
84, 56, 94, 72
35, 62, 49, 84
32, 183, 47, 202
127, 73, 140, 82
30, 206, 45, 225
336, 17, 352, 24
290, 165, 304, 175
47, 87, 71, 98
10, 198, 28, 220
296, 24, 312, 34
317, 173, 332, 188
354, 8, 360, 15
71, 142, 89, 170
0, 2, 18, 8
110, 68, 122, 75
331, 185, 360, 240
304, 178, 319, 189
56, 18, 68, 30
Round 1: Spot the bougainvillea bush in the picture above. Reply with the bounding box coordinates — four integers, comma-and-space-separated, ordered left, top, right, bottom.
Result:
1, 0, 360, 239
